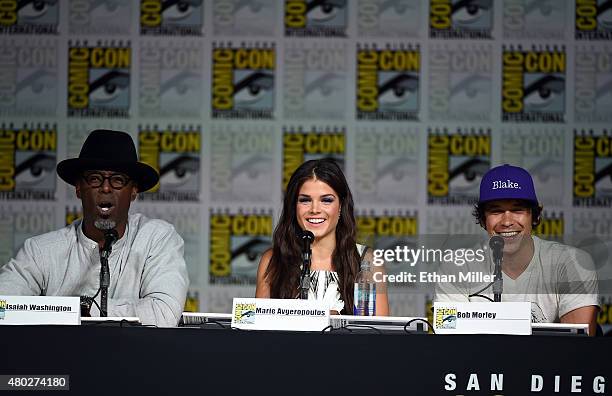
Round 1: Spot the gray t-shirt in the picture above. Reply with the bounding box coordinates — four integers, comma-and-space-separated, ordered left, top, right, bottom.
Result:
0, 213, 189, 327
434, 236, 599, 322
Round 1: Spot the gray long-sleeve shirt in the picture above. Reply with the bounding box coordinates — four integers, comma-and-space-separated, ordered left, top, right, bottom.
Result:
0, 213, 189, 327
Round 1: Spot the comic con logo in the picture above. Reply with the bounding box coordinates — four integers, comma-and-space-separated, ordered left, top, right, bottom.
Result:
210, 210, 272, 285
69, 0, 132, 35
65, 206, 82, 226
575, 47, 612, 122
429, 44, 492, 121
573, 130, 612, 207
140, 43, 203, 117
140, 0, 203, 36
354, 128, 418, 205
210, 127, 274, 203
211, 43, 275, 119
67, 40, 131, 118
0, 0, 59, 34
576, 0, 612, 39
282, 127, 345, 191
0, 205, 55, 261
284, 43, 347, 120
532, 211, 564, 240
502, 45, 566, 123
357, 211, 418, 276
0, 124, 56, 200
429, 0, 493, 39
356, 43, 420, 121
138, 126, 200, 201
427, 129, 490, 205
501, 130, 564, 207
435, 307, 457, 329
503, 0, 567, 39
213, 0, 276, 36
0, 40, 58, 117
357, 0, 421, 37
285, 0, 347, 37
234, 302, 256, 324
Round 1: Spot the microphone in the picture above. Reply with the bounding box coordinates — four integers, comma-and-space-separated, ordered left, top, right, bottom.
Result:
299, 230, 314, 299
99, 228, 118, 317
103, 229, 119, 252
489, 236, 504, 302
489, 235, 504, 262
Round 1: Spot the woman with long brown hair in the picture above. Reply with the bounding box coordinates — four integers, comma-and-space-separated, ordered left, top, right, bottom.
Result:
256, 159, 388, 315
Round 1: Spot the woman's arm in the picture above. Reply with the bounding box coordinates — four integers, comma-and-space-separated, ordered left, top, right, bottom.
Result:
255, 249, 273, 298
364, 248, 389, 316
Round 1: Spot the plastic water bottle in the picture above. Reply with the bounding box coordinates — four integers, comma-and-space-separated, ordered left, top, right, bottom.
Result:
353, 259, 376, 316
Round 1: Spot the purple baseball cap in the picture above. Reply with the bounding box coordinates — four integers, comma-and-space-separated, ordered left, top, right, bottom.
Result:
479, 164, 539, 205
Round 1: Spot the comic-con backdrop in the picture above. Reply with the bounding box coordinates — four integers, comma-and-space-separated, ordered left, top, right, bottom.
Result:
1, 1, 611, 330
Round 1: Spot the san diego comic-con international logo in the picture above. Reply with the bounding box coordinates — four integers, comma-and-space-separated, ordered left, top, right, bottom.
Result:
138, 125, 201, 201
356, 43, 420, 121
0, 203, 56, 264
501, 129, 565, 207
573, 129, 612, 207
532, 211, 564, 240
502, 45, 566, 123
354, 127, 419, 206
0, 38, 58, 117
65, 206, 82, 226
427, 128, 491, 205
576, 0, 612, 40
435, 307, 457, 329
0, 0, 59, 34
67, 40, 131, 118
209, 209, 272, 285
283, 42, 348, 120
0, 299, 6, 319
210, 125, 274, 204
211, 42, 275, 120
139, 41, 204, 118
140, 0, 203, 36
356, 210, 418, 277
69, 0, 133, 35
0, 123, 56, 201
575, 46, 612, 123
285, 0, 347, 37
429, 0, 493, 39
282, 126, 345, 191
213, 0, 276, 36
502, 0, 567, 40
428, 43, 492, 122
357, 0, 421, 37
234, 302, 256, 324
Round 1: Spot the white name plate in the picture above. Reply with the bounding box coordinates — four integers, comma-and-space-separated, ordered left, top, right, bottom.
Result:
434, 302, 531, 335
0, 296, 80, 325
231, 298, 329, 331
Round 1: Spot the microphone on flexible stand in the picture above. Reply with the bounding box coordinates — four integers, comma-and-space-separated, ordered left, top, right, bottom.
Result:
99, 228, 118, 317
489, 236, 504, 302
299, 230, 314, 300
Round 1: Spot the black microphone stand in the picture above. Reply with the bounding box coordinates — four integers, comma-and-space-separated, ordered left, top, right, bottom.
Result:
299, 231, 314, 299
490, 236, 504, 302
99, 229, 118, 316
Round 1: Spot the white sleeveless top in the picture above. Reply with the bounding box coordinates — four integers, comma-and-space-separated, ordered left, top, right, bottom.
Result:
307, 244, 367, 312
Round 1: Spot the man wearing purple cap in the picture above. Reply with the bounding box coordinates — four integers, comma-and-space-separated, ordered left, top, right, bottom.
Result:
435, 164, 599, 335
0, 130, 189, 327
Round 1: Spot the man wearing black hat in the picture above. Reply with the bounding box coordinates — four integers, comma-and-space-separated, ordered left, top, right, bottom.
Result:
0, 130, 189, 327
435, 164, 599, 335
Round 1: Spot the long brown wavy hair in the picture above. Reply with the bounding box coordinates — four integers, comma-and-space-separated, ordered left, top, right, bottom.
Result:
265, 159, 361, 313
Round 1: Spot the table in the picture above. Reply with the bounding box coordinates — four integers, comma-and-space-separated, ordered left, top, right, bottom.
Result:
0, 325, 609, 395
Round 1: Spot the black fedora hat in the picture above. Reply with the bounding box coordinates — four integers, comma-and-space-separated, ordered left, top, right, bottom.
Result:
57, 129, 159, 192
